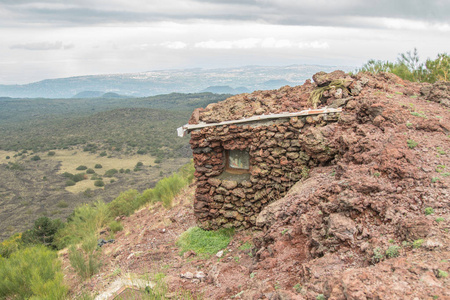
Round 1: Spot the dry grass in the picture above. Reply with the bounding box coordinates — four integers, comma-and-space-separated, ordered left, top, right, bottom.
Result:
45, 148, 155, 174
0, 150, 19, 164
39, 147, 156, 193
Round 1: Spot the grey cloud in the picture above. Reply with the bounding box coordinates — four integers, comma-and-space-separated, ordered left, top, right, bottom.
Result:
10, 41, 74, 50
1, 0, 449, 27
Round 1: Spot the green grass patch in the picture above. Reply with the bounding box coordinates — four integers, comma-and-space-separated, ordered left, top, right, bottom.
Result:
412, 239, 424, 249
239, 241, 253, 251
176, 227, 234, 256
424, 207, 435, 215
410, 111, 427, 118
407, 139, 418, 149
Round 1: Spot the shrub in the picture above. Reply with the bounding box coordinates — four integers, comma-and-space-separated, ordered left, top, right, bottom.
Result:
412, 239, 424, 249
0, 233, 22, 258
386, 245, 400, 258
86, 168, 95, 174
94, 180, 105, 187
57, 200, 69, 208
65, 180, 76, 186
176, 227, 234, 256
136, 161, 144, 167
108, 189, 141, 217
47, 151, 56, 156
76, 165, 88, 170
62, 172, 73, 178
99, 151, 107, 157
94, 164, 102, 169
437, 270, 449, 278
7, 162, 24, 171
104, 168, 118, 177
21, 217, 64, 248
31, 155, 41, 161
109, 220, 123, 233
372, 247, 384, 263
53, 200, 109, 249
435, 217, 445, 223
68, 234, 101, 279
358, 49, 449, 83
72, 173, 86, 182
424, 207, 435, 215
0, 245, 67, 299
407, 139, 418, 149
5, 156, 10, 159
149, 173, 187, 208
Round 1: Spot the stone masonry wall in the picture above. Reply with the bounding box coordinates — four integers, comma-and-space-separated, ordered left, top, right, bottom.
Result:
190, 112, 341, 230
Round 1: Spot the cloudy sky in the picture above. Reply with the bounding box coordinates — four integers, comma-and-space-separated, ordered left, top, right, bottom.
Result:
1, 0, 449, 84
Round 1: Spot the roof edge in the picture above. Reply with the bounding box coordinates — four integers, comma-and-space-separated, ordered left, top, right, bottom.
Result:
177, 107, 342, 137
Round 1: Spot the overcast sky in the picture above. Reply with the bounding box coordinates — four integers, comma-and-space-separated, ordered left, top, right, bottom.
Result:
1, 0, 449, 84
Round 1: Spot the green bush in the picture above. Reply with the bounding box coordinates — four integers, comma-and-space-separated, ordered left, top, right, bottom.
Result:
31, 155, 41, 161
136, 161, 144, 167
0, 245, 67, 299
47, 151, 56, 156
108, 189, 141, 217
7, 162, 24, 171
109, 220, 124, 233
425, 207, 435, 215
68, 234, 101, 279
358, 49, 449, 83
53, 200, 110, 249
65, 179, 76, 186
104, 168, 118, 177
5, 156, 10, 159
412, 239, 424, 249
407, 139, 418, 149
86, 168, 95, 174
76, 165, 88, 170
372, 247, 384, 263
62, 172, 73, 178
94, 180, 105, 187
99, 151, 107, 157
176, 227, 234, 256
21, 217, 64, 248
0, 233, 22, 258
149, 173, 187, 208
386, 245, 400, 258
94, 164, 102, 169
72, 173, 86, 182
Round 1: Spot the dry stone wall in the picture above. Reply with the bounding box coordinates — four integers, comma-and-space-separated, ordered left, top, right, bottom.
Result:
190, 112, 341, 230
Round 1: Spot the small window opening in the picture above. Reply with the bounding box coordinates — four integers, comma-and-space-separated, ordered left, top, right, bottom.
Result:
226, 149, 250, 173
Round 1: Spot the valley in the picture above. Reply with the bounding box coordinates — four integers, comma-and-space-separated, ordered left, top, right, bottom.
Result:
0, 92, 227, 241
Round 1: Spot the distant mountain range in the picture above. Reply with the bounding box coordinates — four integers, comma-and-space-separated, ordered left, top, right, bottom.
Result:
0, 64, 353, 98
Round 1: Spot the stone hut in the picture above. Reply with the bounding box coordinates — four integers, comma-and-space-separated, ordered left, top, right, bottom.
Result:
179, 71, 355, 229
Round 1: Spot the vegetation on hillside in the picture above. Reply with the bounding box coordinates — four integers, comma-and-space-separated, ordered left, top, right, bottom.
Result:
357, 49, 449, 83
0, 161, 195, 298
0, 92, 227, 156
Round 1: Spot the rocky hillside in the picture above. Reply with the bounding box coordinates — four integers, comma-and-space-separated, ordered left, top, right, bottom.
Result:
65, 72, 449, 299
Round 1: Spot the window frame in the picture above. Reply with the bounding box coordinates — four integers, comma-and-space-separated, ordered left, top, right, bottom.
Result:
225, 149, 250, 174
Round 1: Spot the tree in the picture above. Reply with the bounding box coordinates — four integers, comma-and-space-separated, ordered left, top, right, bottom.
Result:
21, 217, 64, 248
